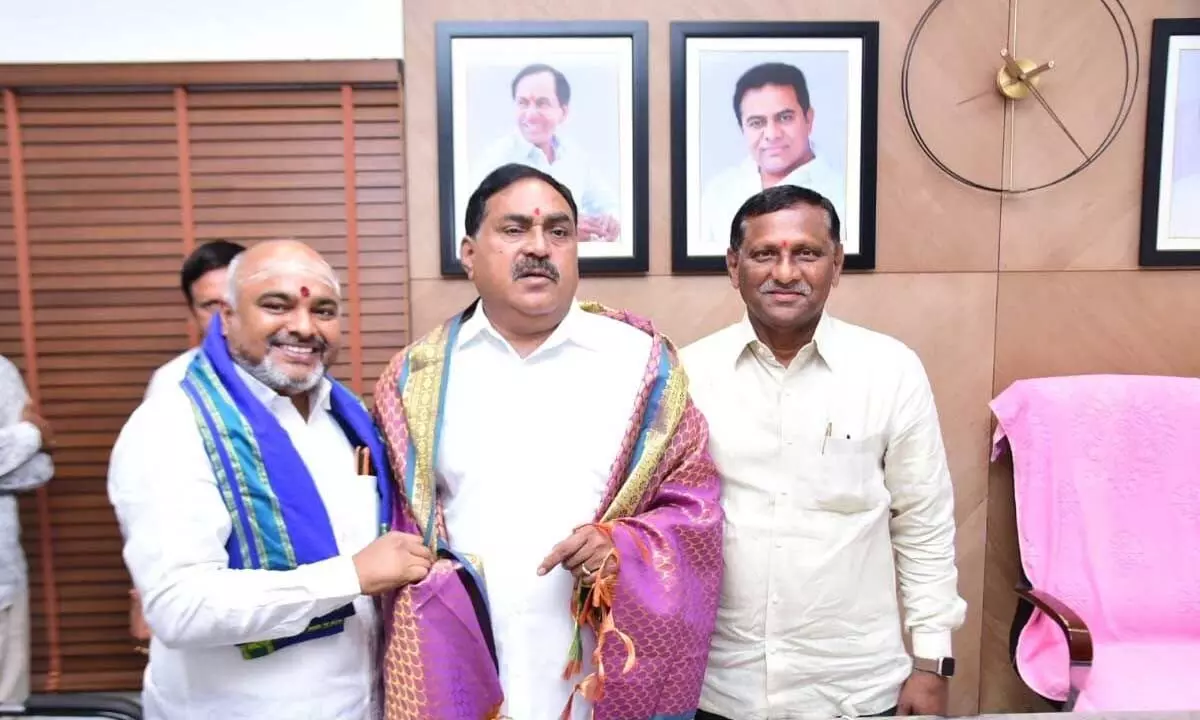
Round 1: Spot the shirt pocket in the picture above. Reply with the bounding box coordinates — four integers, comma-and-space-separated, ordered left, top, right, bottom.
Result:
339, 473, 380, 553
815, 433, 885, 513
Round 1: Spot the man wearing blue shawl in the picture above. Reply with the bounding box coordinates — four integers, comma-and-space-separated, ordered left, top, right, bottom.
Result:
108, 239, 431, 720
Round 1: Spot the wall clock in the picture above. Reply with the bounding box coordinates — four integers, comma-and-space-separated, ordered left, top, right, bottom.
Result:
901, 0, 1139, 194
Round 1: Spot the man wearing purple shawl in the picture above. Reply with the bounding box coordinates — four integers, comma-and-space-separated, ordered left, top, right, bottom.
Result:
373, 164, 724, 719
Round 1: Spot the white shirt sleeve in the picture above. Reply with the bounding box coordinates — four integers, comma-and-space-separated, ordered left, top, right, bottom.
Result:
107, 390, 363, 650
0, 356, 43, 477
882, 349, 968, 659
0, 452, 53, 493
0, 421, 42, 478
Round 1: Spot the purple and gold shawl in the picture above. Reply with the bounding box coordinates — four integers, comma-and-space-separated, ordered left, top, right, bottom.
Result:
372, 301, 723, 720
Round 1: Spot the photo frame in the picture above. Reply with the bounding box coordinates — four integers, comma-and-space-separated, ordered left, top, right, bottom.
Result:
670, 21, 879, 273
1139, 18, 1200, 267
435, 20, 650, 276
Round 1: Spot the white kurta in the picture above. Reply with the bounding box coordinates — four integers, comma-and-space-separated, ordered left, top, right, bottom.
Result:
108, 367, 380, 720
682, 315, 967, 719
435, 301, 652, 720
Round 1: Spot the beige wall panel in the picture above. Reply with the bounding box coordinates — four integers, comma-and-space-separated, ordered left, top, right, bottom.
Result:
993, 270, 1200, 391
998, 0, 1200, 271
403, 0, 1007, 279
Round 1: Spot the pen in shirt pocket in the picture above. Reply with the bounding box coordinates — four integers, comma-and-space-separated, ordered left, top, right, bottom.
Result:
354, 446, 372, 475
821, 422, 852, 454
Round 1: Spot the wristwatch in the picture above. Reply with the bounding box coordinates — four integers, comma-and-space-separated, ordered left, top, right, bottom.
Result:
913, 656, 956, 677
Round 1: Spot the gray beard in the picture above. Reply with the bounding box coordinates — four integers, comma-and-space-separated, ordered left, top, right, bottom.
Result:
234, 351, 324, 395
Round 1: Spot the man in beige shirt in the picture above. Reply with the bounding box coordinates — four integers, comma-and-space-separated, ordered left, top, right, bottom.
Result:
681, 185, 966, 719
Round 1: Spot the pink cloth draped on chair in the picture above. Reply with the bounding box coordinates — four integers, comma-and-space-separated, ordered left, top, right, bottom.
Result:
990, 374, 1200, 712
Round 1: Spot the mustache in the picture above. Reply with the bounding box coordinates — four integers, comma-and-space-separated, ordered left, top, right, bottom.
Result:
759, 279, 813, 295
268, 331, 328, 353
512, 256, 561, 282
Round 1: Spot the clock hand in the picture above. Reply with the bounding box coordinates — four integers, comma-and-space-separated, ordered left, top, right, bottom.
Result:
1000, 50, 1089, 159
1000, 50, 1088, 157
1000, 48, 1026, 79
1023, 81, 1090, 159
956, 61, 1055, 105
1015, 60, 1054, 82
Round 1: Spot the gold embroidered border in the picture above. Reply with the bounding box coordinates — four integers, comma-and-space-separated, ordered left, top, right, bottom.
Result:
399, 321, 450, 551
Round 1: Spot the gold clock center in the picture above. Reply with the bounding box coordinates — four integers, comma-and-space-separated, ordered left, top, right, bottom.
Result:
996, 58, 1043, 100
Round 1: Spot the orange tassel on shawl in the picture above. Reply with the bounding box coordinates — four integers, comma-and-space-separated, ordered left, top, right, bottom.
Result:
559, 521, 652, 720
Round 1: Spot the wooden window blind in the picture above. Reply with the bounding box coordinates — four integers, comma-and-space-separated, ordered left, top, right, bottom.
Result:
0, 61, 408, 693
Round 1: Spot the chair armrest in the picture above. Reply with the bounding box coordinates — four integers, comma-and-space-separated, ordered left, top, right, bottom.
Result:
1016, 585, 1094, 664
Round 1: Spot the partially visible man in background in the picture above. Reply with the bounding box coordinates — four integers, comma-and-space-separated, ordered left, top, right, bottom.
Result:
475, 63, 622, 242
134, 239, 247, 647
144, 239, 246, 398
0, 355, 55, 710
697, 62, 845, 255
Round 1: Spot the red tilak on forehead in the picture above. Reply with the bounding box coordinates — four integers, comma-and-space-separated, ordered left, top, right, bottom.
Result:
300, 286, 310, 297
533, 207, 541, 216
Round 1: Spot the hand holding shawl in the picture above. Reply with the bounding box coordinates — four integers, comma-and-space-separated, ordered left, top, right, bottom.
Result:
561, 393, 724, 720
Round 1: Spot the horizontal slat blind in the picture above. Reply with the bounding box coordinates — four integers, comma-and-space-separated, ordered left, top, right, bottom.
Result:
350, 86, 408, 403
187, 84, 408, 402
0, 61, 407, 693
19, 89, 181, 691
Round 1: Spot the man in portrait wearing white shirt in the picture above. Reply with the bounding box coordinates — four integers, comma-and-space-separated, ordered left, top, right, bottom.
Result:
475, 63, 622, 242
682, 185, 967, 719
697, 62, 845, 255
373, 163, 723, 720
144, 239, 245, 399
108, 239, 433, 720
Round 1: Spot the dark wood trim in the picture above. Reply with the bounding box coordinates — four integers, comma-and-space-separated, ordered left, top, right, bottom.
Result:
0, 60, 400, 89
341, 84, 364, 396
3, 88, 63, 691
1015, 586, 1094, 663
173, 87, 199, 348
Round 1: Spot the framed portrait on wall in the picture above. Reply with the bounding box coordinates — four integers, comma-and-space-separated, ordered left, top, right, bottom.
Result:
669, 21, 879, 273
435, 20, 650, 276
1139, 18, 1200, 268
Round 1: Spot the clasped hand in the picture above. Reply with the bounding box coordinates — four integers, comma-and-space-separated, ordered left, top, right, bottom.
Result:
352, 531, 433, 595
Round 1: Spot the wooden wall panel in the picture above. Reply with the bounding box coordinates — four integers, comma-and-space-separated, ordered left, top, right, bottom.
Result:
999, 0, 1199, 271
0, 60, 407, 693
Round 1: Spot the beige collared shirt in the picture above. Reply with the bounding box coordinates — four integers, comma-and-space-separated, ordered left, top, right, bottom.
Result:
681, 314, 966, 719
